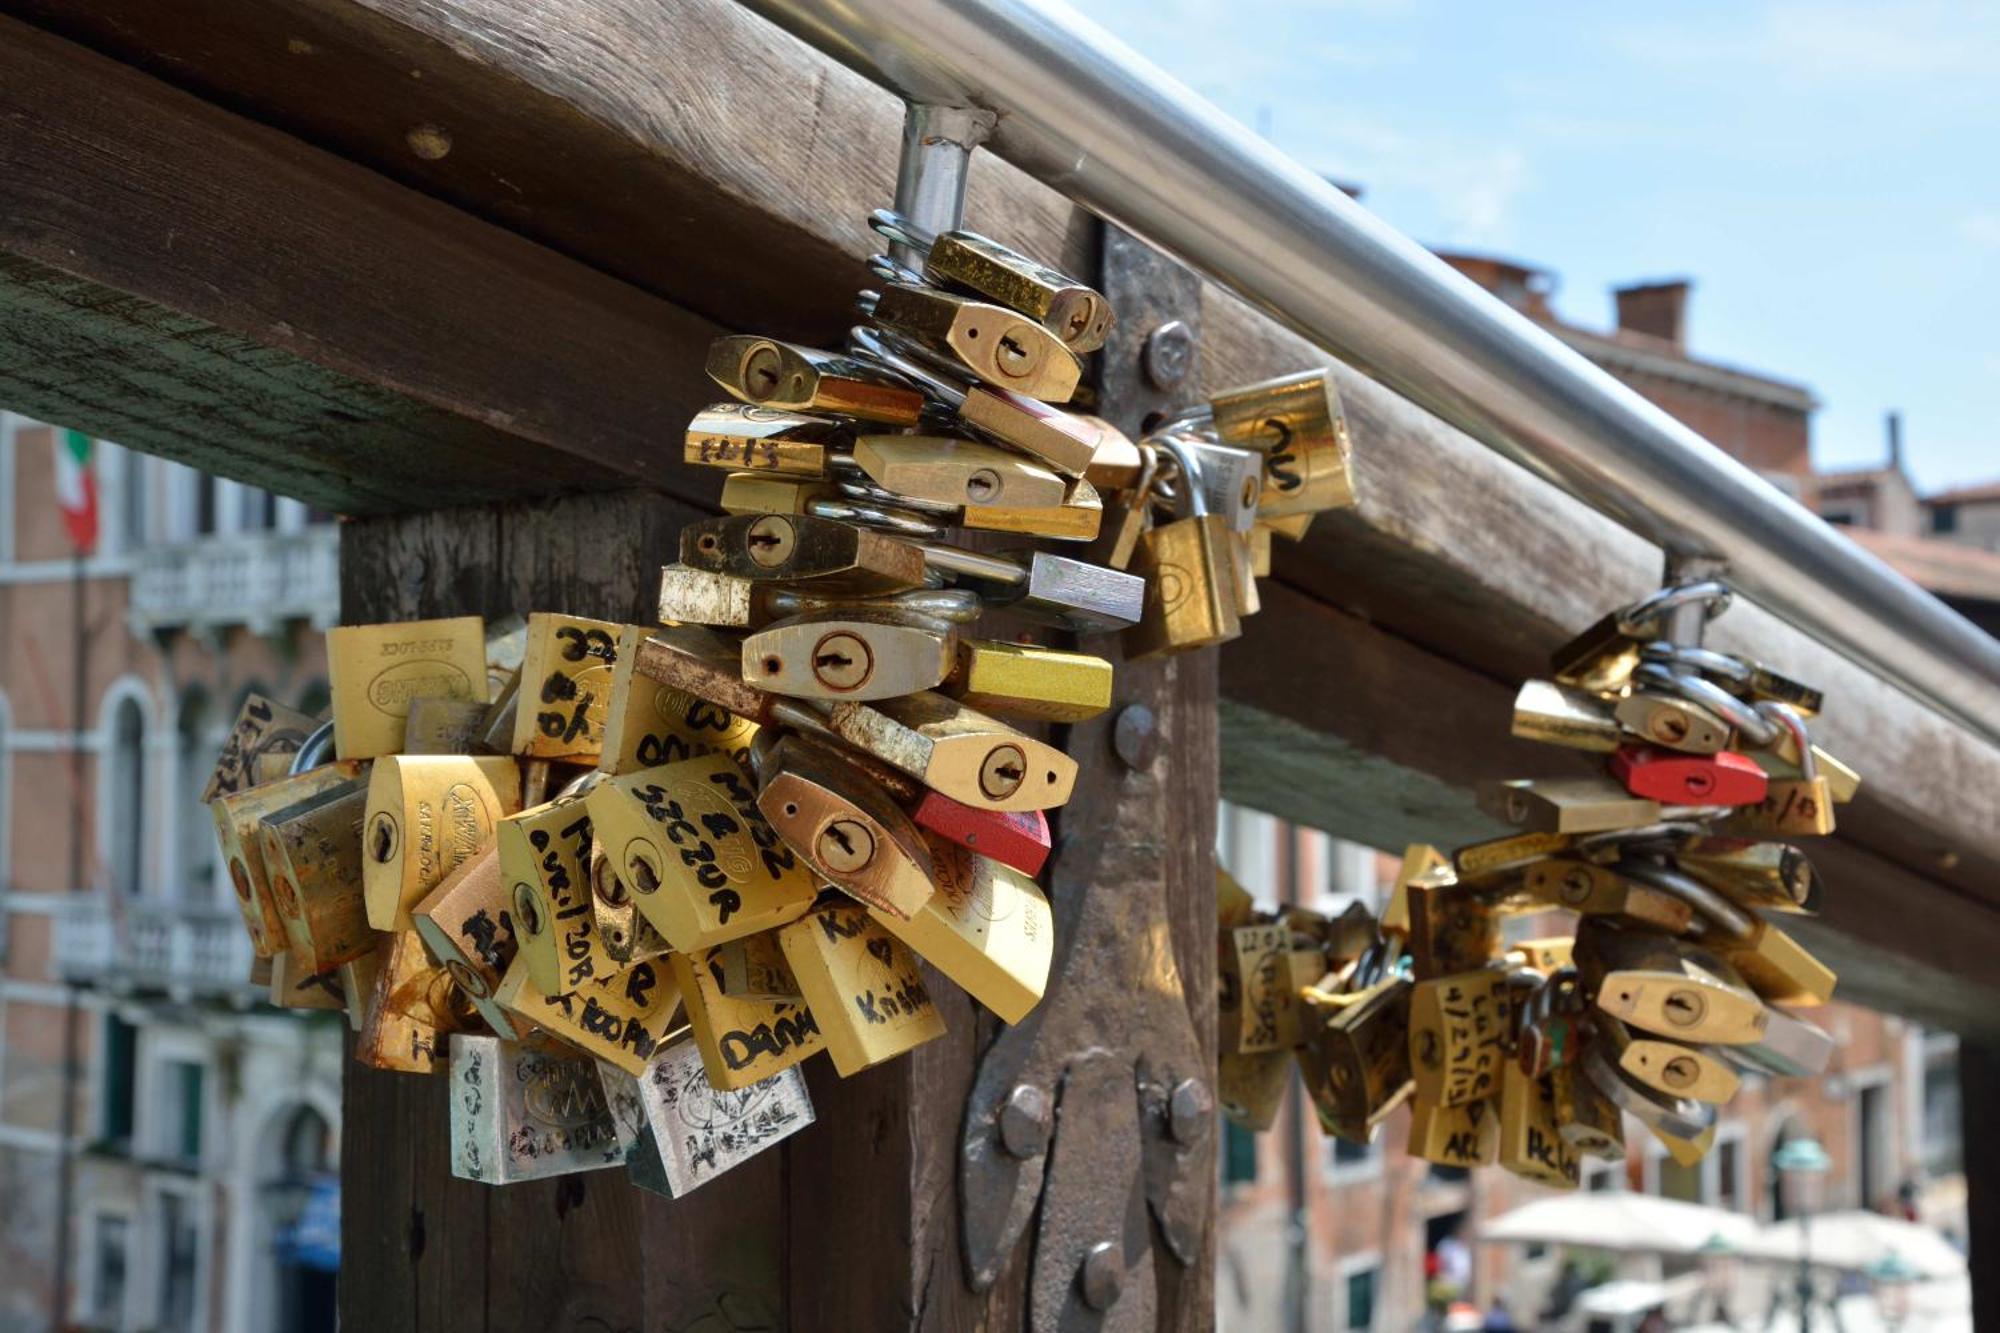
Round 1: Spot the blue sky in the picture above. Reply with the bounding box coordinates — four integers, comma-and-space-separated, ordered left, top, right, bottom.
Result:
1071, 0, 1999, 493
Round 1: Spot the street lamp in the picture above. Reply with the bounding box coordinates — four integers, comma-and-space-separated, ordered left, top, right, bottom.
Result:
1774, 1137, 1831, 1333
1866, 1250, 1921, 1332
1695, 1232, 1738, 1328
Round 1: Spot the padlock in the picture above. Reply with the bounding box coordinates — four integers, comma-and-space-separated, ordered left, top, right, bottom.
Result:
1583, 925, 1831, 1072
1514, 969, 1583, 1077
1220, 921, 1299, 1055
1452, 830, 1574, 882
1409, 965, 1516, 1107
1610, 745, 1768, 807
659, 565, 980, 634
591, 844, 672, 967
327, 616, 488, 759
741, 608, 956, 702
1126, 437, 1243, 658
1750, 735, 1861, 804
917, 224, 1114, 353
822, 691, 1077, 813
938, 639, 1113, 724
777, 902, 947, 1077
1599, 1014, 1740, 1105
410, 848, 530, 1040
1496, 1062, 1580, 1189
1723, 703, 1836, 837
719, 473, 840, 517
1383, 844, 1449, 939
1174, 438, 1263, 535
205, 693, 319, 801
869, 283, 1082, 401
497, 789, 604, 997
714, 930, 803, 1002
402, 696, 492, 755
1738, 661, 1825, 717
631, 628, 797, 731
681, 513, 927, 594
361, 755, 519, 934
1613, 691, 1732, 755
477, 669, 520, 756
267, 949, 350, 1015
1510, 680, 1622, 754
1703, 916, 1836, 1007
491, 949, 684, 1076
959, 478, 1105, 543
925, 545, 1145, 633
706, 336, 925, 425
1261, 512, 1314, 541
356, 930, 472, 1075
1097, 443, 1160, 571
1671, 837, 1817, 914
1579, 1040, 1716, 1143
1406, 880, 1501, 979
258, 778, 375, 974
600, 624, 758, 776
1521, 859, 1696, 934
1217, 866, 1259, 930
511, 613, 623, 762
1297, 977, 1414, 1143
1208, 369, 1358, 521
1550, 612, 1643, 695
853, 434, 1068, 511
682, 401, 845, 476
449, 1033, 624, 1184
912, 791, 1051, 877
1551, 1060, 1625, 1160
1478, 777, 1662, 836
670, 945, 825, 1090
871, 834, 1053, 1025
1407, 1092, 1498, 1169
613, 1035, 816, 1198
958, 384, 1118, 477
588, 752, 818, 951
1510, 937, 1575, 976
212, 761, 367, 956
1220, 1048, 1295, 1133
1245, 524, 1273, 578
755, 735, 935, 920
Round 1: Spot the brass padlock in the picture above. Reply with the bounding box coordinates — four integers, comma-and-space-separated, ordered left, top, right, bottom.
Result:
1221, 921, 1300, 1055
940, 639, 1113, 723
1409, 965, 1517, 1108
402, 696, 491, 755
756, 735, 935, 920
356, 931, 472, 1075
1550, 612, 1642, 695
1126, 438, 1243, 658
1600, 1014, 1740, 1105
449, 1033, 624, 1184
719, 472, 839, 517
491, 950, 684, 1076
958, 477, 1105, 543
920, 226, 1114, 353
361, 755, 519, 933
267, 949, 350, 1015
497, 789, 605, 997
411, 848, 530, 1040
741, 608, 956, 702
1522, 858, 1696, 934
681, 512, 927, 594
258, 778, 375, 974
853, 434, 1068, 511
1407, 1092, 1498, 1169
1496, 1060, 1580, 1189
327, 616, 489, 759
1383, 844, 1450, 939
1739, 660, 1826, 717
1579, 1040, 1716, 1144
872, 835, 1053, 1025
777, 902, 947, 1077
1551, 1060, 1625, 1160
1511, 680, 1622, 753
1097, 442, 1160, 570
706, 336, 925, 425
1703, 916, 1836, 1007
1752, 727, 1860, 803
599, 623, 758, 776
1452, 830, 1574, 882
212, 760, 367, 956
869, 283, 1082, 402
1220, 1048, 1295, 1133
1614, 691, 1732, 755
822, 691, 1077, 813
670, 945, 825, 1090
587, 753, 818, 952
1297, 977, 1414, 1143
1723, 703, 1836, 836
957, 384, 1116, 478
1672, 837, 1817, 913
1583, 926, 1832, 1073
612, 1035, 816, 1198
204, 693, 318, 801
511, 613, 623, 762
1406, 880, 1501, 979
1478, 777, 1661, 835
682, 401, 844, 476
1208, 369, 1357, 520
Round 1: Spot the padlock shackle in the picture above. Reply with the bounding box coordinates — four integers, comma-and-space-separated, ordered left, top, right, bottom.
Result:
288, 720, 335, 776
1612, 856, 1757, 940
1631, 661, 1780, 748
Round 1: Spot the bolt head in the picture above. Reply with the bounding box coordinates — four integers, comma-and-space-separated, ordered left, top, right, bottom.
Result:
998, 1084, 1051, 1159
1142, 319, 1195, 390
1111, 704, 1158, 771
1168, 1078, 1213, 1145
1079, 1242, 1123, 1311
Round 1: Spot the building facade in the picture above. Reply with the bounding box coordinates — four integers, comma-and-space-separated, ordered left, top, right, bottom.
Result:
0, 412, 344, 1333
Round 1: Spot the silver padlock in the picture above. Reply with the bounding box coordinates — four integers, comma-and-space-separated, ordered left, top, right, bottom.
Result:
596, 1036, 814, 1198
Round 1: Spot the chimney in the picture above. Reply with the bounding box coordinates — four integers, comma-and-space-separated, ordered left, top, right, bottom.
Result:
1886, 410, 1904, 472
1613, 280, 1691, 348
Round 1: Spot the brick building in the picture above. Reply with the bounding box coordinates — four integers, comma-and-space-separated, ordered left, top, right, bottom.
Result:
0, 412, 343, 1333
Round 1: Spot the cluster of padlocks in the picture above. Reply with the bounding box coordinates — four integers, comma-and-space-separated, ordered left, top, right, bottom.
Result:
1221, 581, 1853, 1187
201, 219, 1361, 1197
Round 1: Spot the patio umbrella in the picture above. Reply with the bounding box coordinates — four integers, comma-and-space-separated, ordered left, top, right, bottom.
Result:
1740, 1210, 1966, 1280
1480, 1191, 1760, 1256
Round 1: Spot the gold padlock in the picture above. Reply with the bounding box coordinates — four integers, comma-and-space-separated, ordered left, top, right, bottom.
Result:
1407, 1092, 1498, 1168
756, 736, 935, 921
705, 336, 925, 425
1522, 858, 1696, 934
587, 753, 818, 952
1126, 438, 1243, 658
778, 902, 947, 1077
714, 930, 803, 1002
681, 512, 927, 594
1614, 692, 1732, 755
1407, 880, 1501, 979
1601, 1015, 1740, 1105
1478, 777, 1661, 835
870, 835, 1053, 1025
921, 227, 1114, 353
1550, 612, 1642, 695
327, 616, 488, 759
1511, 680, 1622, 754
1452, 831, 1574, 882
497, 790, 605, 997
1220, 1048, 1294, 1133
958, 477, 1105, 543
853, 434, 1068, 511
401, 697, 491, 755
682, 401, 844, 476
204, 693, 318, 801
958, 385, 1118, 478
259, 779, 374, 974
511, 613, 624, 762
719, 472, 839, 517
212, 761, 367, 956
1672, 837, 1817, 914
1409, 966, 1516, 1108
1222, 922, 1300, 1055
492, 949, 685, 1076
1703, 917, 1836, 1007
870, 283, 1082, 402
1723, 707, 1835, 836
356, 931, 472, 1075
822, 691, 1077, 813
1297, 977, 1414, 1143
940, 639, 1113, 723
1497, 1061, 1580, 1189
1383, 844, 1449, 939
267, 949, 350, 1016
1583, 926, 1831, 1072
1208, 369, 1357, 520
670, 945, 825, 1091
599, 623, 758, 776
361, 755, 520, 933
1552, 1061, 1625, 1160
741, 608, 956, 702
411, 847, 530, 1040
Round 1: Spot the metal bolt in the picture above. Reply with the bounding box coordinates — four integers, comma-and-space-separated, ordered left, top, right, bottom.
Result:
816, 818, 876, 874
1661, 988, 1707, 1029
998, 1084, 1051, 1159
1079, 1242, 1123, 1311
1112, 704, 1158, 771
979, 744, 1027, 800
512, 883, 543, 935
741, 343, 783, 400
1142, 319, 1194, 390
964, 468, 1002, 504
1661, 1055, 1700, 1090
745, 515, 796, 567
810, 631, 873, 691
1558, 867, 1592, 906
1168, 1078, 1213, 1145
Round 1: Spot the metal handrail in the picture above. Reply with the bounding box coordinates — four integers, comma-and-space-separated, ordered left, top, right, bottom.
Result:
738, 0, 2000, 744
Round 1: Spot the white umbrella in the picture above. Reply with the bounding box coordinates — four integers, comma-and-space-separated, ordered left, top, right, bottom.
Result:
1480, 1191, 1760, 1256
1740, 1210, 1966, 1280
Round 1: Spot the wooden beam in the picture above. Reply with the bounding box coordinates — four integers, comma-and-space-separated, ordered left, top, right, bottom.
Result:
0, 14, 723, 516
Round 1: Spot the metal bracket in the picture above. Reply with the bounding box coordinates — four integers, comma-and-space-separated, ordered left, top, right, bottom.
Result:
958, 226, 1209, 1330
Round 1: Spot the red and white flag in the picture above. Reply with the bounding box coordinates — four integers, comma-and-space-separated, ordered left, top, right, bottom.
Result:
54, 428, 98, 554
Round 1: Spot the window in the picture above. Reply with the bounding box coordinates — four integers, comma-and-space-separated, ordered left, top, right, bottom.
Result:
1932, 504, 1959, 534
1342, 1263, 1379, 1331
1330, 1134, 1378, 1179
121, 449, 148, 551
1820, 508, 1859, 527
90, 1213, 129, 1323
1583, 1158, 1622, 1192
156, 1060, 206, 1165
240, 485, 278, 533
194, 472, 218, 537
1858, 1081, 1892, 1210
176, 689, 216, 903
1656, 1151, 1703, 1204
156, 1190, 199, 1332
1716, 1136, 1744, 1213
101, 1015, 137, 1145
106, 696, 149, 896
1223, 1120, 1259, 1186
1924, 1045, 1962, 1176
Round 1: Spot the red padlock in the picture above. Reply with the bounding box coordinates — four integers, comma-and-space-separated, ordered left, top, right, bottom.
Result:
912, 790, 1052, 877
1610, 744, 1768, 807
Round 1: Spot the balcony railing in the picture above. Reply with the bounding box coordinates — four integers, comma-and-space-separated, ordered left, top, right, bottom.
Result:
127, 525, 340, 636
53, 896, 260, 1001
